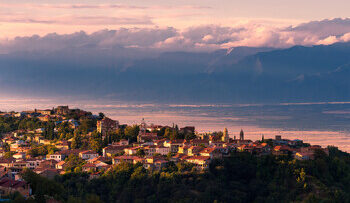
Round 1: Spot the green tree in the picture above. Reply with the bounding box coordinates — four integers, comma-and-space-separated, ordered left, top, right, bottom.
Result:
64, 154, 85, 172
21, 168, 64, 202
90, 138, 103, 153
136, 149, 145, 157
71, 133, 82, 149
124, 125, 139, 142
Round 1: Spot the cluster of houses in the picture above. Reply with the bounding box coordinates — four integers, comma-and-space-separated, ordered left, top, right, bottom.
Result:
0, 107, 330, 198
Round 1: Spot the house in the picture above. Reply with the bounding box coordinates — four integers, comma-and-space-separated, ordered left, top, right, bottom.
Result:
185, 156, 211, 170
14, 112, 27, 118
295, 145, 329, 160
273, 145, 294, 155
38, 159, 58, 169
26, 158, 43, 169
35, 128, 45, 134
86, 156, 110, 164
233, 139, 253, 145
143, 157, 169, 170
188, 146, 204, 156
197, 133, 210, 140
0, 150, 5, 158
294, 152, 312, 160
38, 115, 50, 122
0, 178, 31, 197
39, 139, 51, 145
155, 146, 170, 155
55, 106, 70, 115
82, 161, 109, 172
112, 156, 143, 165
124, 147, 141, 155
47, 149, 85, 161
237, 144, 254, 153
288, 139, 303, 146
55, 141, 70, 150
137, 132, 158, 143
46, 153, 65, 162
103, 145, 128, 157
302, 145, 329, 155
11, 161, 29, 171
178, 145, 190, 154
143, 146, 157, 156
179, 126, 195, 134
68, 119, 80, 129
0, 158, 16, 168
79, 150, 99, 160
34, 168, 61, 179
55, 161, 66, 170
113, 139, 129, 146
146, 124, 163, 132
36, 109, 52, 115
171, 153, 188, 162
164, 140, 185, 153
252, 143, 271, 155
209, 140, 226, 147
13, 152, 26, 159
97, 117, 119, 137
199, 147, 222, 159
191, 139, 209, 147
82, 163, 97, 172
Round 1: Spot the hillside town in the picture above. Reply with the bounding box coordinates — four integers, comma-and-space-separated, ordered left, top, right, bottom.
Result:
0, 106, 330, 198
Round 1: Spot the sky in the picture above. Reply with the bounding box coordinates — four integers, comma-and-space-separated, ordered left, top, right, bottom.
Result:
1, 0, 350, 51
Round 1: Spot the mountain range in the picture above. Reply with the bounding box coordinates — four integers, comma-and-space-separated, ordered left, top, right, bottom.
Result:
1, 42, 350, 103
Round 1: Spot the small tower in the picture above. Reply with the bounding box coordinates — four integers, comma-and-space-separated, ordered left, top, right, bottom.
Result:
240, 129, 244, 140
262, 134, 264, 142
140, 118, 147, 133
222, 128, 229, 142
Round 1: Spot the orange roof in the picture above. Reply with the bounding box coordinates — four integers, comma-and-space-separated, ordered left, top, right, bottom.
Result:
56, 161, 66, 166
200, 147, 216, 154
274, 145, 292, 151
186, 156, 210, 161
79, 150, 98, 155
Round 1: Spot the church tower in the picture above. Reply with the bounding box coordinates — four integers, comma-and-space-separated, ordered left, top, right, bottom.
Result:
222, 128, 229, 142
140, 118, 147, 133
240, 129, 244, 140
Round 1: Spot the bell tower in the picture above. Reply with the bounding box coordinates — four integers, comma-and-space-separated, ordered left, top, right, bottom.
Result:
240, 129, 244, 140
222, 128, 229, 142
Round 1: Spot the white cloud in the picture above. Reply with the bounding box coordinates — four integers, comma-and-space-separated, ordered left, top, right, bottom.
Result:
2, 18, 350, 53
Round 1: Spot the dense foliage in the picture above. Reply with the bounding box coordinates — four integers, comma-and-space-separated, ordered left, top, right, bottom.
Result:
18, 146, 350, 203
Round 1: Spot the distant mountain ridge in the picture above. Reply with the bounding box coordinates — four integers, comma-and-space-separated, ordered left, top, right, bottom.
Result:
1, 42, 350, 103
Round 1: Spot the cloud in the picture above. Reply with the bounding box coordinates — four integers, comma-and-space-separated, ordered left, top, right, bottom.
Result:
0, 15, 153, 25
286, 18, 350, 38
2, 18, 350, 53
0, 3, 146, 10
0, 3, 210, 11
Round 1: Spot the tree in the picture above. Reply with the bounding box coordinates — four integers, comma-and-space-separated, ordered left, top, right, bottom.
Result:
64, 154, 85, 172
3, 142, 10, 152
44, 121, 56, 140
71, 133, 82, 149
79, 118, 95, 134
21, 168, 64, 202
98, 113, 105, 119
163, 128, 171, 139
136, 149, 145, 157
124, 125, 139, 142
185, 133, 196, 140
90, 138, 103, 153
3, 151, 14, 158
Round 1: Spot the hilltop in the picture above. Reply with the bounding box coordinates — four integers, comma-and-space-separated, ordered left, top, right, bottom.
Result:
0, 106, 348, 202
